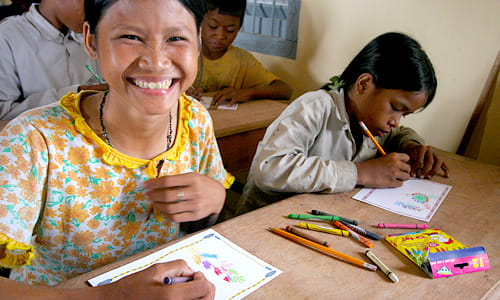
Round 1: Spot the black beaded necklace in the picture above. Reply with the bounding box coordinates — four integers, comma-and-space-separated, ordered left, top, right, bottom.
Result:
99, 91, 173, 150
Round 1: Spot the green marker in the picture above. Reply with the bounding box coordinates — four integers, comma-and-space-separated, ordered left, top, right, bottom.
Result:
287, 214, 341, 221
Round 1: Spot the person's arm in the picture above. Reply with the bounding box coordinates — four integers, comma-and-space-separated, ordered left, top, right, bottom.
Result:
0, 36, 78, 120
212, 79, 292, 106
251, 92, 357, 194
354, 152, 412, 188
383, 126, 449, 179
400, 141, 449, 179
143, 101, 232, 229
0, 260, 215, 300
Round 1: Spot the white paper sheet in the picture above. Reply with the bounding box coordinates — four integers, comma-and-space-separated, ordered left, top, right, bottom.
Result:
352, 178, 452, 222
216, 100, 239, 110
88, 229, 281, 300
198, 96, 239, 110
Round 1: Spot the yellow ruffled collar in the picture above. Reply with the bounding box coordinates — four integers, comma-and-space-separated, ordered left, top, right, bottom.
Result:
60, 90, 192, 178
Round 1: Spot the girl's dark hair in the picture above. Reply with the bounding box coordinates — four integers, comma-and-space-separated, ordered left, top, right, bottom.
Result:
206, 0, 246, 26
84, 0, 207, 34
325, 32, 437, 108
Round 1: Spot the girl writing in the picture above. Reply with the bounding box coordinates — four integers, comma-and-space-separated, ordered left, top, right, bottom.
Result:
238, 32, 449, 215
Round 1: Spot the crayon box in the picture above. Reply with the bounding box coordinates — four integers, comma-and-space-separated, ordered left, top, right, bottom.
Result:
385, 229, 490, 278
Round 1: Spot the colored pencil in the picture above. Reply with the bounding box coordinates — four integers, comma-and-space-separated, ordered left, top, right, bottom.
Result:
269, 227, 377, 271
359, 121, 386, 155
285, 226, 330, 247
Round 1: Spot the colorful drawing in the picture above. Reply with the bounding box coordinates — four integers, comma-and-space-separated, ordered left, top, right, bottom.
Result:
353, 178, 452, 222
88, 229, 281, 300
410, 192, 429, 204
394, 201, 426, 212
191, 248, 246, 284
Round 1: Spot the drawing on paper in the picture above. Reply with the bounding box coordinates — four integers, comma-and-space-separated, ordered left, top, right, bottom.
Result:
394, 192, 439, 212
352, 178, 452, 222
191, 248, 246, 284
87, 229, 281, 300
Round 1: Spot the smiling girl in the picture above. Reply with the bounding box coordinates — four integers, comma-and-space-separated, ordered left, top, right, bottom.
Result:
237, 32, 449, 215
0, 0, 233, 298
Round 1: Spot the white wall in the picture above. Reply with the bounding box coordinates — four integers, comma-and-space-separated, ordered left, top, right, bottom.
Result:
252, 0, 500, 153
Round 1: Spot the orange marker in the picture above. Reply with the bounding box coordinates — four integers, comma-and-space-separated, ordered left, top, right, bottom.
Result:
333, 221, 373, 248
359, 121, 386, 156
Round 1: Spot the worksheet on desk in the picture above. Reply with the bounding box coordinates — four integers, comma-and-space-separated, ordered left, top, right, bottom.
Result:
352, 178, 452, 222
88, 229, 281, 300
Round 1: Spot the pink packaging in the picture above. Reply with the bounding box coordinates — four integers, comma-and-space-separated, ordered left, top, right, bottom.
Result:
424, 246, 490, 278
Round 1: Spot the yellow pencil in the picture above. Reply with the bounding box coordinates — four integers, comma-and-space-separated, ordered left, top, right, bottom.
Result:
359, 121, 386, 156
299, 222, 349, 236
269, 227, 377, 271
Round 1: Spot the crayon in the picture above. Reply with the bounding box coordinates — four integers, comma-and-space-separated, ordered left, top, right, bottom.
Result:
288, 214, 341, 222
365, 250, 399, 283
359, 121, 386, 155
163, 276, 192, 285
405, 249, 423, 266
333, 221, 373, 248
269, 227, 377, 271
339, 221, 381, 240
311, 210, 358, 225
298, 222, 349, 237
285, 225, 330, 247
378, 223, 428, 229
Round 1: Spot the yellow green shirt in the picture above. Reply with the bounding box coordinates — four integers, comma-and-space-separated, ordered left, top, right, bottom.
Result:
0, 91, 233, 285
195, 45, 278, 93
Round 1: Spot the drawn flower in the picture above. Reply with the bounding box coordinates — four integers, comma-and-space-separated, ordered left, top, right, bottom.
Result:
202, 260, 212, 269
192, 254, 201, 265
213, 267, 222, 276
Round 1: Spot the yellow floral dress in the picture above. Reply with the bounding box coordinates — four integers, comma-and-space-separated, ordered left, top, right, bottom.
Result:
0, 91, 234, 285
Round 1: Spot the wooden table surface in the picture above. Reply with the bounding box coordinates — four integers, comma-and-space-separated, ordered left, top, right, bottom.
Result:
58, 151, 500, 299
209, 100, 288, 138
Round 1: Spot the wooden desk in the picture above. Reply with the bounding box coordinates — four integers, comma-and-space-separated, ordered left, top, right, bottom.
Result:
209, 100, 287, 174
58, 151, 500, 299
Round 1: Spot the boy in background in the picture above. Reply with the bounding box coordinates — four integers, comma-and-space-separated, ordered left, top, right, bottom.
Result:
193, 0, 292, 106
0, 0, 102, 122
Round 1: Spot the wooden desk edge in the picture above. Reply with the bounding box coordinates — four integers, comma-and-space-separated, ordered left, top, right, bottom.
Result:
210, 100, 288, 138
